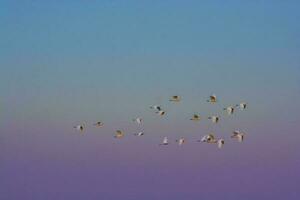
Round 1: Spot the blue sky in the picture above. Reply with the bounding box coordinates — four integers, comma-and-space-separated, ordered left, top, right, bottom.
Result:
2, 1, 300, 124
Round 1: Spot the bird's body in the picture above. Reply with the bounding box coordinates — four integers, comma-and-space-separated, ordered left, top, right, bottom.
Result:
156, 110, 166, 116
231, 130, 245, 142
160, 137, 169, 145
190, 114, 201, 121
224, 106, 234, 115
170, 95, 181, 102
114, 130, 124, 139
207, 95, 217, 103
176, 137, 186, 146
236, 102, 247, 110
93, 121, 103, 127
74, 124, 85, 133
208, 116, 220, 123
217, 139, 225, 149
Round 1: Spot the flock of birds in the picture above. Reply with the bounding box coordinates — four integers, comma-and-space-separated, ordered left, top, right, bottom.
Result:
73, 95, 247, 149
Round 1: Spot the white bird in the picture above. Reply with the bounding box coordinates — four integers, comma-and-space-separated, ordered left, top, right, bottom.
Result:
150, 105, 161, 111
156, 110, 166, 116
217, 139, 225, 149
224, 106, 234, 115
208, 116, 220, 123
231, 130, 245, 142
160, 137, 169, 145
190, 114, 201, 121
200, 133, 217, 143
73, 124, 85, 133
93, 121, 103, 127
169, 95, 181, 102
200, 134, 224, 148
114, 130, 124, 139
134, 132, 144, 136
236, 102, 247, 110
133, 117, 142, 124
176, 137, 186, 146
207, 94, 217, 103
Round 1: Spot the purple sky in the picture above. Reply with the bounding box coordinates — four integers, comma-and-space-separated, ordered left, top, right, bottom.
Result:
1, 119, 300, 200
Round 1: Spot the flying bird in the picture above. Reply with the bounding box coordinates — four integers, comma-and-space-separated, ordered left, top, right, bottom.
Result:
200, 134, 224, 148
156, 110, 166, 116
176, 137, 186, 146
150, 105, 161, 111
224, 106, 234, 115
114, 130, 124, 139
160, 137, 169, 145
73, 124, 85, 133
133, 117, 142, 124
236, 102, 247, 110
208, 116, 220, 123
207, 94, 217, 103
217, 139, 225, 149
190, 114, 201, 121
93, 121, 103, 127
231, 130, 245, 142
169, 95, 181, 102
200, 133, 217, 143
134, 132, 145, 136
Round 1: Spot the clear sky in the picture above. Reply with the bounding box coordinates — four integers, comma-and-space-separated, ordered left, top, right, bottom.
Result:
1, 1, 300, 200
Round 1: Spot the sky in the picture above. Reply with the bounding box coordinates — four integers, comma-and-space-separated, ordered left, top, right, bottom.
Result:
1, 1, 300, 200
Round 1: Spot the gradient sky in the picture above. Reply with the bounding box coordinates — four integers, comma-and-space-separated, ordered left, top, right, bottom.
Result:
1, 1, 300, 200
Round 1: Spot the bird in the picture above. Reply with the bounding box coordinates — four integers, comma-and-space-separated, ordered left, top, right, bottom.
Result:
200, 134, 224, 148
217, 139, 225, 149
207, 94, 217, 103
93, 121, 103, 127
133, 117, 142, 125
190, 114, 201, 121
160, 137, 169, 145
114, 130, 124, 139
208, 115, 220, 123
73, 124, 85, 133
169, 95, 181, 102
236, 102, 247, 110
231, 130, 245, 142
224, 106, 234, 115
134, 132, 145, 136
176, 137, 186, 146
156, 110, 166, 116
150, 105, 161, 111
200, 133, 217, 143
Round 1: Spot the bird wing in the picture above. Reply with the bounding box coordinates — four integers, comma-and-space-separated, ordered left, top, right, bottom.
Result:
163, 137, 168, 143
232, 131, 239, 136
